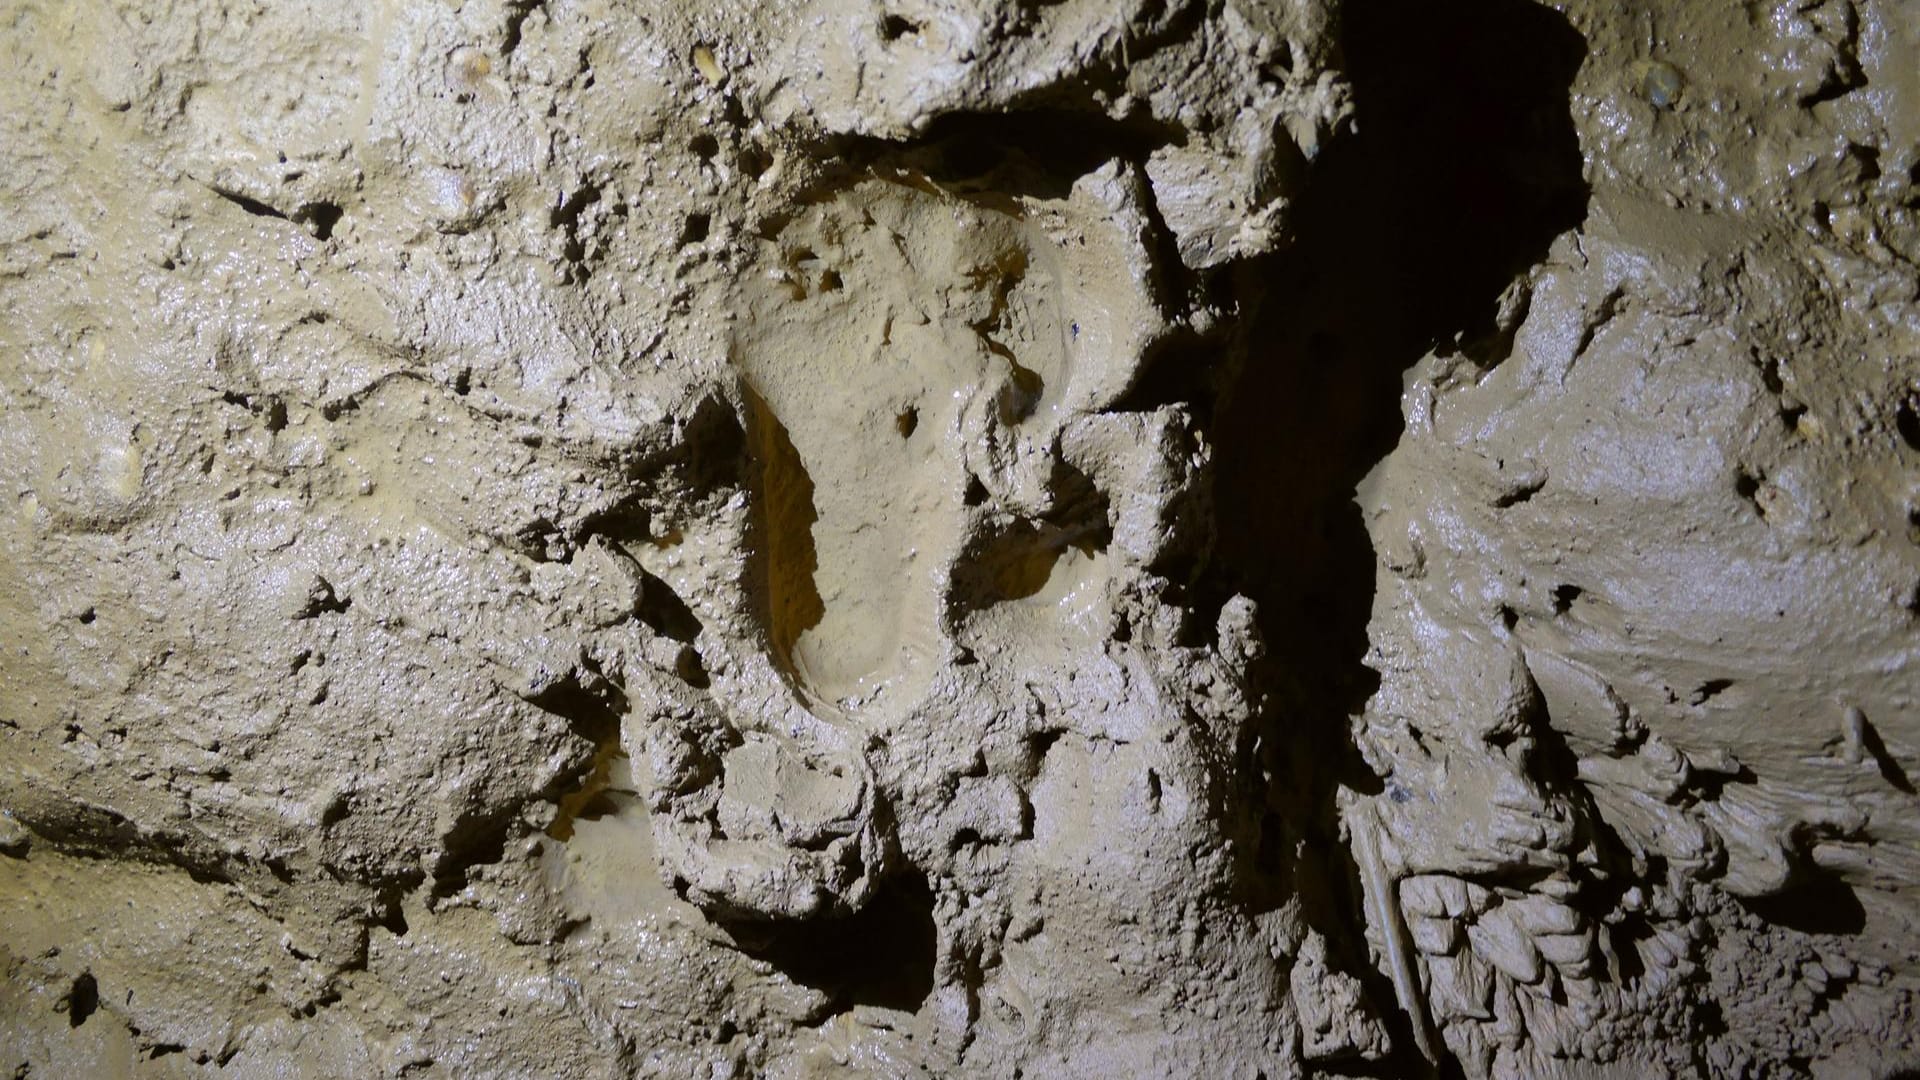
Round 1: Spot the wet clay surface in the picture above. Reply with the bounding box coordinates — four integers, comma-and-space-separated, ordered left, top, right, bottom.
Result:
1, 0, 1917, 1077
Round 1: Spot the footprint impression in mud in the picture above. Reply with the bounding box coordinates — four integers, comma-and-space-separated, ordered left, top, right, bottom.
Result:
734, 175, 1099, 720
634, 167, 1157, 924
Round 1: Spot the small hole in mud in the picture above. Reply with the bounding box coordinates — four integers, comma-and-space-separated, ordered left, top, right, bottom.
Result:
881, 14, 920, 41
297, 202, 343, 241
681, 213, 711, 245
1270, 41, 1295, 76
690, 132, 720, 161
66, 973, 97, 1028
377, 902, 410, 937
964, 476, 989, 507
895, 407, 918, 439
1025, 730, 1063, 774
675, 645, 710, 689
1552, 584, 1582, 613
1734, 468, 1761, 501
1000, 361, 1045, 422
1751, 350, 1785, 395
818, 268, 843, 292
740, 144, 774, 179
1112, 328, 1219, 416
77, 608, 95, 624
725, 873, 937, 1013
1896, 395, 1920, 452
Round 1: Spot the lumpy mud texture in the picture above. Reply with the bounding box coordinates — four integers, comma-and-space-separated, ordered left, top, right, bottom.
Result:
1, 0, 1916, 1076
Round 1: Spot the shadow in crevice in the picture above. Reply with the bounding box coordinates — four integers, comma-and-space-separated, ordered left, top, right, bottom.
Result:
742, 384, 826, 679
1735, 872, 1868, 937
951, 458, 1112, 608
1211, 0, 1588, 1071
722, 873, 939, 1014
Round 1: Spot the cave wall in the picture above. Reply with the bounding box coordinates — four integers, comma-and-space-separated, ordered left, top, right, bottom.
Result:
1, 0, 1916, 1076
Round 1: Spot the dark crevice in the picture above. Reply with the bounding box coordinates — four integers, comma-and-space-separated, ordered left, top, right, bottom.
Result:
1107, 320, 1233, 423
550, 186, 601, 229
677, 392, 750, 493
743, 384, 825, 683
1896, 394, 1920, 452
1021, 729, 1064, 783
1734, 871, 1866, 936
221, 389, 288, 432
374, 886, 412, 937
501, 0, 541, 56
1214, 0, 1588, 727
211, 187, 341, 241
950, 460, 1111, 610
1797, 62, 1866, 109
1856, 710, 1916, 795
508, 516, 568, 563
880, 14, 920, 42
637, 571, 703, 643
547, 741, 629, 842
526, 662, 628, 764
674, 645, 711, 690
498, 669, 629, 876
429, 804, 516, 896
741, 143, 775, 180
212, 187, 287, 222
951, 515, 1107, 607
1689, 678, 1734, 706
1491, 470, 1548, 508
721, 872, 937, 1014
66, 972, 98, 1028
550, 183, 603, 274
1207, 0, 1588, 1072
1553, 583, 1584, 614
827, 106, 1183, 204
295, 201, 343, 241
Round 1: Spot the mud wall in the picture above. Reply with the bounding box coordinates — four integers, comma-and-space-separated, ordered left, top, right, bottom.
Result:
2, 0, 1917, 1077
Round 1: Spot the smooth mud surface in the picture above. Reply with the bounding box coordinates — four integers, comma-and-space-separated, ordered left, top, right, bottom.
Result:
2, 0, 1917, 1076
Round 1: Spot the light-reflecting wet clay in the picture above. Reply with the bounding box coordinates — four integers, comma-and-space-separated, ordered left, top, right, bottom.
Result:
2, 0, 1917, 1076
